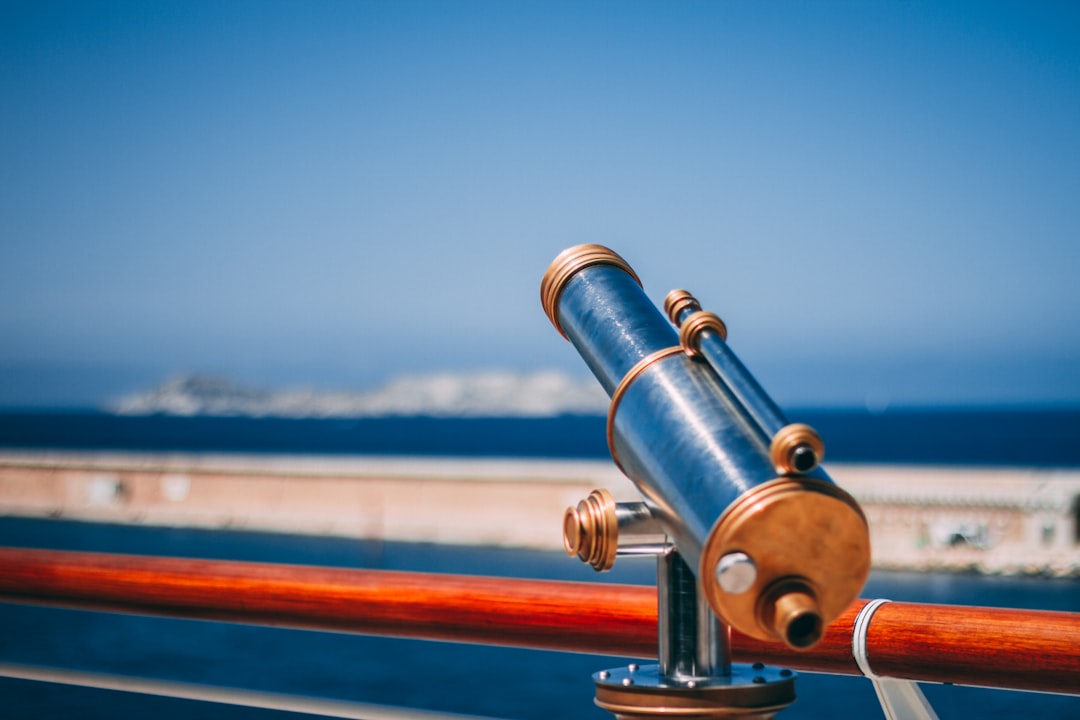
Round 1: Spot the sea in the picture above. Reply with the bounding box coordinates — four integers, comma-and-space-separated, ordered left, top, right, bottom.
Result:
3, 406, 1080, 465
0, 407, 1078, 719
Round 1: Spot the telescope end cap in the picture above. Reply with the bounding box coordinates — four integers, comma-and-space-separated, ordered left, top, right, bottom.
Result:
541, 245, 641, 339
700, 478, 871, 648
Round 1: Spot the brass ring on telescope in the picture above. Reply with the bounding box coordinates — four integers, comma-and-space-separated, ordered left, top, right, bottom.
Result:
678, 311, 728, 356
541, 244, 642, 339
663, 289, 701, 327
770, 423, 825, 475
606, 346, 686, 474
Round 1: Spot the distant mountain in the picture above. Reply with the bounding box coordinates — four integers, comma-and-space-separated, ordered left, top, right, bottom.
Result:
107, 371, 609, 418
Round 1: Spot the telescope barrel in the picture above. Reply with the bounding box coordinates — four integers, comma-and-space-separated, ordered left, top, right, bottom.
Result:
542, 246, 768, 567
540, 245, 667, 394
541, 245, 871, 650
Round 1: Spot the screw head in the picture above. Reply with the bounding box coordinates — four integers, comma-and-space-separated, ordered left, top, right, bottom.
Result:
716, 552, 757, 594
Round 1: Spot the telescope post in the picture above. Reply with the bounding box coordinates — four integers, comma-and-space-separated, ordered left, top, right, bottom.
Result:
566, 494, 797, 718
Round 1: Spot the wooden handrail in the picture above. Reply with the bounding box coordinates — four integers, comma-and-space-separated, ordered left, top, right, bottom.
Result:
0, 547, 1075, 695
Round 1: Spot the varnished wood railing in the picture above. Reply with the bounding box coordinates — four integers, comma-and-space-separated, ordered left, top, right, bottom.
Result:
0, 547, 1075, 695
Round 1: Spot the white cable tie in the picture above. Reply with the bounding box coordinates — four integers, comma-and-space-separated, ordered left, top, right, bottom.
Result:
852, 597, 891, 678
851, 598, 940, 720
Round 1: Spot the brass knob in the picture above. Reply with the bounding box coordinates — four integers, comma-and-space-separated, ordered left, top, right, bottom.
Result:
563, 489, 619, 572
678, 311, 728, 356
662, 289, 701, 326
770, 423, 825, 475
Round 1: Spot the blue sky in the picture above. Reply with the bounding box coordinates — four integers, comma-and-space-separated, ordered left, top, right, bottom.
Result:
1, 1, 1078, 408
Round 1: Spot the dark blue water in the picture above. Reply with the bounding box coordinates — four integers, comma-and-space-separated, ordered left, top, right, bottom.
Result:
0, 519, 1077, 720
2, 407, 1080, 466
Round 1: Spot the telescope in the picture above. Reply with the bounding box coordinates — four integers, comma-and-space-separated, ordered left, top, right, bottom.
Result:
542, 245, 871, 718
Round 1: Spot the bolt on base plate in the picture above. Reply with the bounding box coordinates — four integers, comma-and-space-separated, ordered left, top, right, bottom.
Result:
594, 663, 796, 719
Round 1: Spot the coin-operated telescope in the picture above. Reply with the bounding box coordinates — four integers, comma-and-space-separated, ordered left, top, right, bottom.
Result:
542, 245, 871, 719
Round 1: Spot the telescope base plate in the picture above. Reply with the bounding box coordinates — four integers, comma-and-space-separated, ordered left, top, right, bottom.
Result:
594, 663, 796, 719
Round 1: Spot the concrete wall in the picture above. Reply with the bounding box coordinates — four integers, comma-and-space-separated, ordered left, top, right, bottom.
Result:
2, 452, 1077, 576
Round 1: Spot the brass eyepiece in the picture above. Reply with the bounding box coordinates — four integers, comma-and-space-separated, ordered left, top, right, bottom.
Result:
761, 581, 824, 650
770, 423, 825, 475
541, 244, 641, 339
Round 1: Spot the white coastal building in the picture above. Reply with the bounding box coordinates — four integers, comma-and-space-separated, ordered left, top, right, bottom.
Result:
834, 465, 1080, 576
